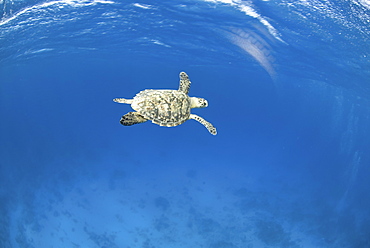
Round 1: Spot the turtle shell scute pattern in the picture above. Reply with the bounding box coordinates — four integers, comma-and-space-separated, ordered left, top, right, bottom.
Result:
132, 90, 191, 127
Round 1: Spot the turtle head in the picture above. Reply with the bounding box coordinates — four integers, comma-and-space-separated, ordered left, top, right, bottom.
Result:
190, 97, 208, 108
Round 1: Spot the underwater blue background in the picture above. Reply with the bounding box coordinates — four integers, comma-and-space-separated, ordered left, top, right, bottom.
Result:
1, 0, 370, 247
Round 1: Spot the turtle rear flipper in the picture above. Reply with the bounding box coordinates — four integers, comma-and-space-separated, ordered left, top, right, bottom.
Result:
120, 112, 148, 126
189, 114, 217, 135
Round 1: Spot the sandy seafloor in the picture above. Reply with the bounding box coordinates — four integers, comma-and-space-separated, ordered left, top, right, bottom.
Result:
12, 164, 325, 248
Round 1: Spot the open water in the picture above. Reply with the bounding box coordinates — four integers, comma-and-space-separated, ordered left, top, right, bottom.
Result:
1, 0, 370, 247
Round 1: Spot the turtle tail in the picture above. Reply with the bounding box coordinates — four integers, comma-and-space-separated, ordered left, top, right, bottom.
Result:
113, 98, 133, 104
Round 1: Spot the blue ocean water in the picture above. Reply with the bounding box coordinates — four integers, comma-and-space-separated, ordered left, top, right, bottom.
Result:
1, 0, 370, 247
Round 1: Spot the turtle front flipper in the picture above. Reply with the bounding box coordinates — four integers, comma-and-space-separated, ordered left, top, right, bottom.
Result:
113, 98, 133, 104
189, 114, 217, 135
178, 72, 191, 94
120, 112, 148, 126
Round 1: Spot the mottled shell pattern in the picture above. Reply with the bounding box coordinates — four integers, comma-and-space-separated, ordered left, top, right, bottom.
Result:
131, 89, 191, 127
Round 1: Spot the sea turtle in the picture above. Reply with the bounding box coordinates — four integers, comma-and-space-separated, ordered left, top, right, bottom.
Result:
113, 72, 217, 135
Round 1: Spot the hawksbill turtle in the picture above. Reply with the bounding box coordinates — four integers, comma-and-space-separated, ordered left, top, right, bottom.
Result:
113, 72, 217, 135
